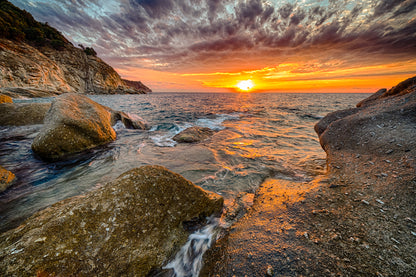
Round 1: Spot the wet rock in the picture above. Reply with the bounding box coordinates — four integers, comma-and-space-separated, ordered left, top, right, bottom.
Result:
31, 93, 116, 160
110, 110, 147, 130
0, 165, 223, 276
0, 102, 51, 126
0, 165, 15, 193
173, 126, 214, 143
0, 94, 12, 103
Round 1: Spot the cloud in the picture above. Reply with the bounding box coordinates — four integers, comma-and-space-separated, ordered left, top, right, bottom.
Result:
9, 0, 416, 75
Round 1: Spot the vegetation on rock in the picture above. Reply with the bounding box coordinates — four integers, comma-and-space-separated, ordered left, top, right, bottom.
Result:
0, 0, 68, 50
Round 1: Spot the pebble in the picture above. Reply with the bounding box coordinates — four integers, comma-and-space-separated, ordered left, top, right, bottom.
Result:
266, 265, 274, 276
391, 237, 400, 244
34, 237, 47, 243
376, 199, 385, 205
405, 217, 415, 223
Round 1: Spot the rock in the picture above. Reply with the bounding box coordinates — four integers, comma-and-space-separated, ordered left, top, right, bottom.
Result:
0, 102, 51, 126
357, 76, 416, 108
0, 87, 61, 99
314, 108, 358, 137
0, 165, 223, 276
0, 165, 15, 192
31, 93, 116, 160
0, 94, 12, 103
356, 89, 387, 108
315, 76, 416, 167
110, 110, 147, 130
122, 79, 152, 93
173, 126, 215, 143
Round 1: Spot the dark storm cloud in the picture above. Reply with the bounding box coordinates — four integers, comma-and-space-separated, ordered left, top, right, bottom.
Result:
372, 0, 404, 17
130, 0, 174, 18
393, 0, 416, 17
10, 0, 416, 71
279, 3, 294, 19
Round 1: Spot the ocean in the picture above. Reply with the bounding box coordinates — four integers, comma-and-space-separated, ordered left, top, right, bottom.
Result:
0, 92, 365, 234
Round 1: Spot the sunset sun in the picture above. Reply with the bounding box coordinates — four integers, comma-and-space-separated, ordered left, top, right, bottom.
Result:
236, 80, 254, 91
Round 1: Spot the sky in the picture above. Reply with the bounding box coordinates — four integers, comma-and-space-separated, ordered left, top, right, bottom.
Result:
10, 0, 416, 92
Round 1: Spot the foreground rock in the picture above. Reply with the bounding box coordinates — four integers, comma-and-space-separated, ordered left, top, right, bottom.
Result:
202, 76, 416, 276
31, 93, 117, 160
173, 126, 215, 143
0, 165, 223, 276
0, 102, 51, 126
0, 165, 15, 193
316, 75, 416, 171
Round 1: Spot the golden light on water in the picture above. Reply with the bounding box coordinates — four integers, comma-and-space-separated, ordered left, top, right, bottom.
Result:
236, 80, 254, 92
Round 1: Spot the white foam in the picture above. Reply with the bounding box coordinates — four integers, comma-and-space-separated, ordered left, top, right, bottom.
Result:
196, 113, 240, 130
112, 121, 126, 132
151, 134, 177, 147
163, 218, 219, 277
149, 122, 192, 147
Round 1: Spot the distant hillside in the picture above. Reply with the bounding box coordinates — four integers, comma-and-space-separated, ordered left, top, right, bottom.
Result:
122, 79, 152, 93
0, 0, 150, 97
0, 0, 69, 50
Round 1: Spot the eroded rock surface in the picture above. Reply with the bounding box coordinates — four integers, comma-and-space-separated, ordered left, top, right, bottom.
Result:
0, 165, 223, 276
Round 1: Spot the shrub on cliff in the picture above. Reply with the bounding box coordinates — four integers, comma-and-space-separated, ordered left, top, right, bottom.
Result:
0, 0, 69, 50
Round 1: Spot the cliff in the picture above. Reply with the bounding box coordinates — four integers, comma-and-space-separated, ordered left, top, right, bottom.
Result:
0, 0, 150, 97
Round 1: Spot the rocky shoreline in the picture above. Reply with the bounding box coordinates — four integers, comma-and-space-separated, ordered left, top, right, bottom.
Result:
0, 77, 414, 276
201, 76, 416, 276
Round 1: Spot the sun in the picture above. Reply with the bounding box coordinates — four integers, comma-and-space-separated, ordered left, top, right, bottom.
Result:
236, 79, 254, 91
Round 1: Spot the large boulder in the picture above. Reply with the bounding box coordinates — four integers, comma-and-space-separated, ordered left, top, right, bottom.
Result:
315, 76, 416, 170
0, 165, 223, 276
31, 93, 116, 160
173, 126, 215, 143
0, 165, 15, 193
0, 102, 51, 126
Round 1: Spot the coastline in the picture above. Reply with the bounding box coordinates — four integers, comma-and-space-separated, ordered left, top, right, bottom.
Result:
0, 84, 414, 276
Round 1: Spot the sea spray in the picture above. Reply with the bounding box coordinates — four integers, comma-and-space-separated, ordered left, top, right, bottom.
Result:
163, 217, 219, 277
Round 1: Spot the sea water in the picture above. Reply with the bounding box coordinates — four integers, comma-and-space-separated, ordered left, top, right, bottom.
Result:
0, 92, 364, 250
